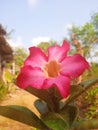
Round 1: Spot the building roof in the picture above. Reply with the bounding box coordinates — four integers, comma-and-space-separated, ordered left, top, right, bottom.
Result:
0, 36, 13, 62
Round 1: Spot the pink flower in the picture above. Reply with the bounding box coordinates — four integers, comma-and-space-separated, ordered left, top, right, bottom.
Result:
17, 40, 90, 98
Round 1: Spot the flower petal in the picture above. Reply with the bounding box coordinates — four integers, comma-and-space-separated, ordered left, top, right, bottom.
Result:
48, 40, 70, 62
60, 54, 90, 78
24, 47, 47, 68
17, 66, 46, 89
43, 75, 70, 98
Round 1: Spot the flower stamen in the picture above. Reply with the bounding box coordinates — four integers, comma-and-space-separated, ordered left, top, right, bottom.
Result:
44, 60, 60, 78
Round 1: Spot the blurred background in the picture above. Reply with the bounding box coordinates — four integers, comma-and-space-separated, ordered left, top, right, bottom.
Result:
0, 0, 98, 130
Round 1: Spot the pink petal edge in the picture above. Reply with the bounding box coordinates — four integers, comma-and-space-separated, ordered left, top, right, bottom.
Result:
48, 40, 70, 62
60, 54, 90, 78
24, 47, 47, 68
17, 65, 46, 89
43, 75, 70, 98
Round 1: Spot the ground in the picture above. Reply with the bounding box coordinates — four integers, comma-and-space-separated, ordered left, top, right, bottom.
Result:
0, 86, 39, 130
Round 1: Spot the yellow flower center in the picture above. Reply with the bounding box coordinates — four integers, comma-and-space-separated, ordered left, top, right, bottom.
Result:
44, 60, 60, 78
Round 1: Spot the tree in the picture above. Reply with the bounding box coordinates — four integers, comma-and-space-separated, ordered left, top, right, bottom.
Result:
14, 47, 27, 67
37, 42, 50, 53
91, 12, 98, 30
67, 12, 98, 59
37, 40, 57, 53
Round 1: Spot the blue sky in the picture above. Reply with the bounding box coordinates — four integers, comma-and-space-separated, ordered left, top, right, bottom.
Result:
0, 0, 98, 48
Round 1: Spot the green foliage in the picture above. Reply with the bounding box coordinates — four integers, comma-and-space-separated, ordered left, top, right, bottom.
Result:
37, 40, 57, 53
0, 81, 8, 100
59, 105, 78, 126
38, 42, 50, 53
69, 23, 97, 58
0, 71, 16, 100
90, 63, 98, 78
84, 85, 98, 119
42, 112, 69, 130
67, 12, 98, 58
14, 47, 28, 67
91, 12, 98, 30
82, 63, 98, 81
0, 105, 50, 130
71, 119, 98, 130
0, 78, 98, 130
69, 23, 96, 44
4, 70, 14, 83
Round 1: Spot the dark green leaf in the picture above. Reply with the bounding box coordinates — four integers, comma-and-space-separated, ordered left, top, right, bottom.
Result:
80, 77, 98, 88
41, 112, 69, 130
34, 99, 49, 115
60, 105, 78, 126
25, 86, 55, 112
0, 105, 51, 130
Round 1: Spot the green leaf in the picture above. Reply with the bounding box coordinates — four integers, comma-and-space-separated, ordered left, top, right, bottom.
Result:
71, 119, 98, 130
25, 86, 55, 112
41, 112, 69, 130
65, 78, 98, 106
0, 105, 51, 130
34, 99, 49, 115
60, 105, 78, 126
80, 78, 98, 88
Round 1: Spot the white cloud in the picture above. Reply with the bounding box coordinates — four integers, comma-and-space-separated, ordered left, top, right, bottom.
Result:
32, 36, 51, 46
27, 0, 39, 8
7, 36, 24, 48
65, 23, 73, 30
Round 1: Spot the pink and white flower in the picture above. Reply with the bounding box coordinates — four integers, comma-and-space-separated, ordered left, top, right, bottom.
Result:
17, 40, 90, 98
